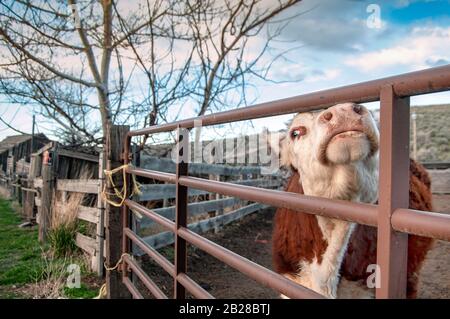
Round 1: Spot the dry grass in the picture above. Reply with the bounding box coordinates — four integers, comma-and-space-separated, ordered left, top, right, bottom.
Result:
49, 167, 94, 257
51, 168, 94, 230
30, 251, 67, 299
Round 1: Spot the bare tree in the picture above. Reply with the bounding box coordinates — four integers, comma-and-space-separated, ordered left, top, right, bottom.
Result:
0, 0, 302, 154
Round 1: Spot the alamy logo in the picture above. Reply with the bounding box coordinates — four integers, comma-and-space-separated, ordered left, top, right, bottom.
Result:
366, 4, 382, 29
170, 121, 282, 175
68, 3, 82, 28
66, 264, 81, 289
366, 264, 381, 289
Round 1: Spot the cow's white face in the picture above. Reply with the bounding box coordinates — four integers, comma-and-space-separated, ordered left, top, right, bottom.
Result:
281, 103, 379, 170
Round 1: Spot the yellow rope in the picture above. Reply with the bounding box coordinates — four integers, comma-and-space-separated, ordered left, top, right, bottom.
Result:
101, 164, 142, 207
94, 284, 107, 299
94, 253, 132, 299
96, 164, 140, 299
104, 252, 131, 271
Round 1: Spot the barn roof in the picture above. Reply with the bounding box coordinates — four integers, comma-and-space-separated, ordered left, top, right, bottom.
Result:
0, 133, 48, 154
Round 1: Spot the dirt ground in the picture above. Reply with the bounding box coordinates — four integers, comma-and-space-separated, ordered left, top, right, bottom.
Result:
140, 194, 450, 299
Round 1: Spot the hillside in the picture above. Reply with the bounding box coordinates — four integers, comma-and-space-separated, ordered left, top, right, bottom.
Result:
411, 104, 450, 162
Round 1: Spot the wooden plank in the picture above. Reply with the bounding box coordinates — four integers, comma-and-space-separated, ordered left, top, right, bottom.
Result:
54, 202, 98, 224
78, 206, 99, 224
34, 178, 43, 189
33, 142, 54, 156
429, 169, 450, 194
58, 148, 99, 163
137, 197, 243, 228
56, 179, 99, 193
136, 184, 208, 201
423, 162, 450, 170
189, 203, 267, 234
21, 187, 37, 193
136, 178, 281, 201
39, 163, 54, 242
24, 155, 38, 221
76, 232, 96, 256
137, 203, 268, 253
53, 203, 98, 224
140, 156, 279, 176
96, 152, 105, 276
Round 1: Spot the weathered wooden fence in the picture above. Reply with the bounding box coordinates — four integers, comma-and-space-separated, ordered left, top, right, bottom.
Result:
132, 155, 282, 252
0, 136, 284, 279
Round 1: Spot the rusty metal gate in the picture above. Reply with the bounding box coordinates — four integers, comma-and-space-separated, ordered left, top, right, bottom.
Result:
119, 64, 450, 299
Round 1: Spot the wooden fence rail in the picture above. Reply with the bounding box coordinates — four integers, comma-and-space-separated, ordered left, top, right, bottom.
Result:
141, 155, 277, 176
135, 178, 281, 201
136, 202, 269, 252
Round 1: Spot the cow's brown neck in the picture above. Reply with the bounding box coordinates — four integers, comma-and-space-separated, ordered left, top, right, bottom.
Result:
272, 170, 328, 274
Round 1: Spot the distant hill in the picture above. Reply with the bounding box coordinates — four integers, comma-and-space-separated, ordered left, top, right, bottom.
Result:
410, 104, 450, 162
145, 104, 449, 163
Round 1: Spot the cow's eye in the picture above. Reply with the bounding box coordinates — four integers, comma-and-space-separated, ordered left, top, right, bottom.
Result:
291, 126, 307, 139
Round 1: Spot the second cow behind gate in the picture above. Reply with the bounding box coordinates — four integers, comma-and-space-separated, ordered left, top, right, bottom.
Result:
272, 103, 434, 299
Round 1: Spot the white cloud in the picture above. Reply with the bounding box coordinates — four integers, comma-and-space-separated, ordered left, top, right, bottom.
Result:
305, 68, 341, 83
345, 26, 450, 72
394, 0, 441, 8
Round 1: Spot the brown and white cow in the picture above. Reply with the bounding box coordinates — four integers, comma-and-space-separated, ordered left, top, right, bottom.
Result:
272, 103, 434, 298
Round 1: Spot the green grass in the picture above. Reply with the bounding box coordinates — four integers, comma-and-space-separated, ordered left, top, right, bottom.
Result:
63, 284, 98, 299
0, 197, 99, 299
48, 223, 78, 258
0, 199, 45, 286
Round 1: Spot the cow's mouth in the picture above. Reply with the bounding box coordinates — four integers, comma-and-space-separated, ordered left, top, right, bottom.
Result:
330, 130, 365, 141
318, 128, 379, 165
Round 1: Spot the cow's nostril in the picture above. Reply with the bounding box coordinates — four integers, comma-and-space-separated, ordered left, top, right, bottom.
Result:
323, 112, 333, 121
353, 104, 362, 115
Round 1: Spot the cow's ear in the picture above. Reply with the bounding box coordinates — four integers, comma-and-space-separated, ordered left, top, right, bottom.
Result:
267, 130, 291, 168
279, 133, 292, 168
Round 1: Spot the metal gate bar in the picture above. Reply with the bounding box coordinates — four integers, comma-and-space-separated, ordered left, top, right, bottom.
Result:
128, 65, 450, 136
118, 64, 450, 299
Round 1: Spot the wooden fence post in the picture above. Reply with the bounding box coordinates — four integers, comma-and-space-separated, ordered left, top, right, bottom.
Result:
39, 161, 54, 242
105, 125, 131, 299
24, 154, 40, 221
96, 152, 105, 277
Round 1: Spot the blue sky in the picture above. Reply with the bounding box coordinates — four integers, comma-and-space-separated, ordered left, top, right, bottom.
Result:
1, 0, 450, 141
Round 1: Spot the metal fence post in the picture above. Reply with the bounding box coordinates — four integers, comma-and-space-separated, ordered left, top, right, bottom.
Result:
376, 85, 410, 298
174, 126, 189, 299
122, 134, 132, 288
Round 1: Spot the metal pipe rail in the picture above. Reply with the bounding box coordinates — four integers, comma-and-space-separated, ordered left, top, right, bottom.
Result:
129, 64, 450, 136
122, 206, 323, 299
177, 227, 323, 299
392, 209, 450, 241
123, 277, 143, 299
123, 254, 168, 299
119, 64, 450, 299
127, 168, 450, 241
124, 227, 175, 277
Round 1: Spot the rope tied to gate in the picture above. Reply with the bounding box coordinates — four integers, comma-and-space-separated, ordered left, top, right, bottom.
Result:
94, 253, 132, 299
104, 252, 131, 272
101, 164, 142, 207
94, 284, 107, 299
